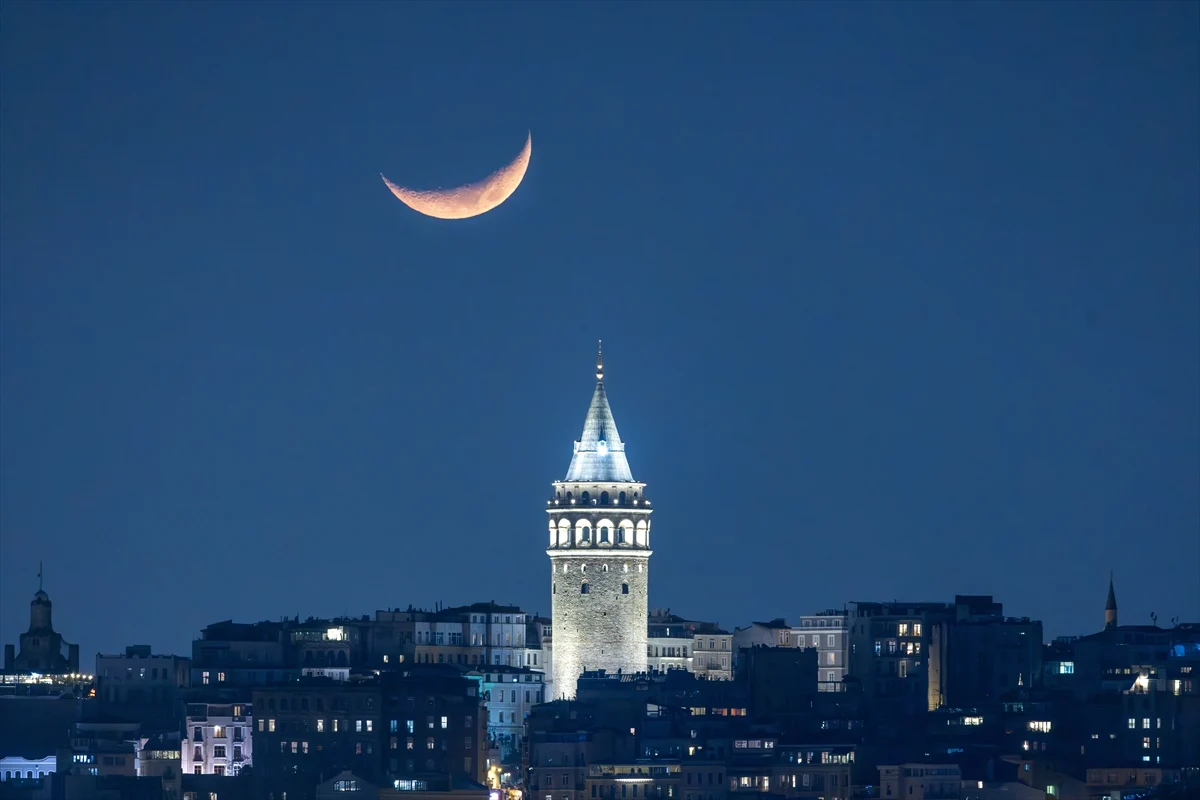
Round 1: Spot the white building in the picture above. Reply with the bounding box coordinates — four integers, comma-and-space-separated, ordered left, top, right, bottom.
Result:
647, 610, 692, 675
793, 610, 850, 691
0, 755, 55, 781
690, 626, 734, 680
471, 665, 546, 765
183, 701, 252, 776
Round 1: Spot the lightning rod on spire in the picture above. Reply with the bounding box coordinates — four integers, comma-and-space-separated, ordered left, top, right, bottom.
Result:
596, 339, 604, 381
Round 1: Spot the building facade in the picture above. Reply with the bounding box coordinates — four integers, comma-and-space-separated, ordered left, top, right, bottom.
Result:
183, 701, 253, 776
647, 610, 693, 676
96, 645, 190, 727
547, 349, 652, 699
469, 665, 545, 765
691, 627, 734, 681
792, 611, 849, 691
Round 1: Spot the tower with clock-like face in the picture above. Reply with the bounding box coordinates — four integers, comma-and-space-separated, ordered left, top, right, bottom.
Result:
546, 345, 652, 699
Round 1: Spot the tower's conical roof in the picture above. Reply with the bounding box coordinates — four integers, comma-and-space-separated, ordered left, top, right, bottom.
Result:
1106, 574, 1118, 612
564, 343, 635, 483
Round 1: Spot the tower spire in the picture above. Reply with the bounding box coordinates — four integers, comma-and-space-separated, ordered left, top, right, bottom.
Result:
596, 339, 604, 382
1105, 571, 1118, 630
38, 561, 43, 592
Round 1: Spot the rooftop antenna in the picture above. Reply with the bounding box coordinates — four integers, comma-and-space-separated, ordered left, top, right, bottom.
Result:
38, 561, 43, 592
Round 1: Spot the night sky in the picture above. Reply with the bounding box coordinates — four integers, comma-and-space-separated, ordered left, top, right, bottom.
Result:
2, 1, 1197, 661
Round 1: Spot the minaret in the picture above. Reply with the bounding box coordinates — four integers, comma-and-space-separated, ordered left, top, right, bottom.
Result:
546, 343, 652, 699
1105, 572, 1118, 630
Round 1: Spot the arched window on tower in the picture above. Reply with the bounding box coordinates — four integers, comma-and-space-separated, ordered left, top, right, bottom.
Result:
600, 491, 609, 505
622, 583, 629, 595
566, 492, 573, 503
600, 527, 609, 544
581, 583, 590, 595
581, 491, 590, 504
619, 491, 626, 504
617, 528, 626, 544
553, 583, 557, 594
602, 564, 609, 572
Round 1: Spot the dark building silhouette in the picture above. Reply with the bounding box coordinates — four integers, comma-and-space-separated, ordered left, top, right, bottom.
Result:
3, 573, 79, 675
1105, 573, 1119, 630
250, 667, 485, 800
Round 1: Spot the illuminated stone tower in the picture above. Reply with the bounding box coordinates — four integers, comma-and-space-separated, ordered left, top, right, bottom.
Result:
546, 344, 652, 699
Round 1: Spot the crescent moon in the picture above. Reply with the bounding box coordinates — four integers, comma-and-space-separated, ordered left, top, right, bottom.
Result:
381, 132, 531, 220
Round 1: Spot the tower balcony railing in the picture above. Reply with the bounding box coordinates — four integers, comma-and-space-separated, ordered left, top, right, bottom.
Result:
548, 497, 652, 509
548, 541, 651, 551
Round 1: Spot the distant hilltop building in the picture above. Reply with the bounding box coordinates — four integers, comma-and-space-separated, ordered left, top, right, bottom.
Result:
3, 566, 79, 675
546, 345, 652, 699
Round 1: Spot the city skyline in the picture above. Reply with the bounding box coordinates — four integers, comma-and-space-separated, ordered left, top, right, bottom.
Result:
1, 345, 1192, 659
2, 1, 1198, 662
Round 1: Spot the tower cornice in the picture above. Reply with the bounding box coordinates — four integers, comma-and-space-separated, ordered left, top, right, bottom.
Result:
546, 549, 652, 559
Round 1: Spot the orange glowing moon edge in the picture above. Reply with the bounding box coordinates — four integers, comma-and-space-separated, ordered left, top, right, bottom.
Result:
381, 132, 531, 220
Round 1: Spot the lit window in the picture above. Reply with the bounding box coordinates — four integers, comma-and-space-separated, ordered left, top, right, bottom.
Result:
202, 671, 210, 685
357, 720, 363, 733
1028, 721, 1051, 733
427, 737, 435, 750
317, 719, 325, 733
1143, 718, 1151, 729
269, 719, 276, 732
218, 672, 226, 682
441, 716, 448, 729
898, 623, 909, 636
1128, 719, 1136, 729
333, 719, 340, 732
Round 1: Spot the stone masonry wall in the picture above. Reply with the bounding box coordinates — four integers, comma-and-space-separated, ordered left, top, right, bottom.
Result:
549, 553, 649, 699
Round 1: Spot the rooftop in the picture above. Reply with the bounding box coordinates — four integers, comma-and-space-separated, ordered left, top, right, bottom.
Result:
563, 347, 636, 484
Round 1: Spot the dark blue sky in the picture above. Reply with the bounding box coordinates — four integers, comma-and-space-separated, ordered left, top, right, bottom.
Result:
2, 1, 1197, 660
